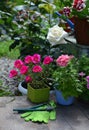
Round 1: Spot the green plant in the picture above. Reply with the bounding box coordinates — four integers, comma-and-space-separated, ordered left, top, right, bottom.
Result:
7, 0, 58, 58
0, 0, 59, 58
78, 55, 89, 102
58, 0, 89, 20
0, 40, 20, 59
53, 54, 82, 99
0, 79, 13, 96
72, 0, 89, 19
9, 53, 54, 89
78, 55, 89, 75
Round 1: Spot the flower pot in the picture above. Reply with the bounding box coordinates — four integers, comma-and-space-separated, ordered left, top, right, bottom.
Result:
74, 17, 89, 46
27, 85, 50, 103
18, 82, 27, 95
55, 89, 74, 105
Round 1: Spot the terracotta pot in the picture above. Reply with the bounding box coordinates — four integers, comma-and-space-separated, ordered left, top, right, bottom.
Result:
27, 85, 50, 103
74, 17, 89, 46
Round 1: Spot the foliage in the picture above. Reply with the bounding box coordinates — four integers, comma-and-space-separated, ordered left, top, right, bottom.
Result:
78, 55, 89, 102
58, 0, 89, 20
53, 54, 83, 99
57, 0, 73, 8
0, 89, 12, 96
0, 0, 59, 58
0, 79, 13, 96
0, 40, 20, 59
72, 0, 89, 19
78, 55, 89, 75
9, 53, 54, 89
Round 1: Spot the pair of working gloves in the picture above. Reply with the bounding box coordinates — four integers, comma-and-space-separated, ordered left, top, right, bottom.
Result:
13, 100, 56, 123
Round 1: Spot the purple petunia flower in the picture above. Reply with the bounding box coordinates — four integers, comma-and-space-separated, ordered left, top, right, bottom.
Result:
79, 72, 85, 77
86, 76, 89, 83
87, 83, 89, 89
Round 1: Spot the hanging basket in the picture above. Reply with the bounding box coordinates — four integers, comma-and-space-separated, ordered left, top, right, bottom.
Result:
74, 17, 89, 46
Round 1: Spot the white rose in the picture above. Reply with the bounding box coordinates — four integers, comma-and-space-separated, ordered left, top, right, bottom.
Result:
47, 25, 68, 46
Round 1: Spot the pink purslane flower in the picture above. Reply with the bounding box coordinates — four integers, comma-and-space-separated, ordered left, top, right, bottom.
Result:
24, 55, 33, 64
25, 75, 32, 83
14, 59, 24, 69
32, 65, 42, 73
56, 54, 73, 67
43, 56, 53, 65
20, 65, 29, 74
32, 54, 41, 64
9, 70, 18, 78
73, 0, 86, 11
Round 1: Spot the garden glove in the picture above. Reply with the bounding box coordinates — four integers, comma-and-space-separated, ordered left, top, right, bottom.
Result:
20, 100, 56, 123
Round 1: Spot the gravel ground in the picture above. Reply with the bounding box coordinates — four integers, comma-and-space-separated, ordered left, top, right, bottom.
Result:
0, 57, 19, 95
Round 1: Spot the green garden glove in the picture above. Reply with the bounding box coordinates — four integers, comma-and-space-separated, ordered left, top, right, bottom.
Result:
20, 100, 56, 123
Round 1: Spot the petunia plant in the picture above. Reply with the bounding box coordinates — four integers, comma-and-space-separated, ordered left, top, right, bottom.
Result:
58, 0, 89, 20
52, 54, 83, 99
9, 54, 54, 89
78, 55, 89, 102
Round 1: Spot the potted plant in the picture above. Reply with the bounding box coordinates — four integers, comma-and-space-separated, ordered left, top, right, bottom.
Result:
57, 0, 89, 45
9, 53, 54, 103
52, 54, 83, 105
78, 55, 89, 103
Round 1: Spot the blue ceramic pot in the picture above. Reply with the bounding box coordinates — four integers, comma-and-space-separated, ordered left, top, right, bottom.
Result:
55, 89, 74, 105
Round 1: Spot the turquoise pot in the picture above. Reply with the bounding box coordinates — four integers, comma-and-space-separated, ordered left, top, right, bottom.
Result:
55, 89, 74, 105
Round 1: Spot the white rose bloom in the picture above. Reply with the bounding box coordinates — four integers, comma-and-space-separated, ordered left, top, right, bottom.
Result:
47, 25, 68, 46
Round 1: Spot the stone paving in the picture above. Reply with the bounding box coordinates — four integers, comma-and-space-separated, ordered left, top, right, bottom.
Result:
0, 96, 89, 130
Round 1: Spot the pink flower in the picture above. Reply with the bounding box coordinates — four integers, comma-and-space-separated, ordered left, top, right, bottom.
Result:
20, 65, 29, 74
63, 7, 71, 17
87, 83, 89, 89
25, 75, 32, 83
24, 55, 33, 64
32, 54, 41, 64
32, 65, 42, 73
43, 56, 53, 65
14, 59, 24, 69
79, 72, 85, 77
9, 70, 18, 78
86, 76, 89, 83
73, 0, 86, 11
56, 54, 72, 67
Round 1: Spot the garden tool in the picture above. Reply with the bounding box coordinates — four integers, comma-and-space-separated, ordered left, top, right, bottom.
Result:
13, 102, 47, 113
13, 100, 56, 123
